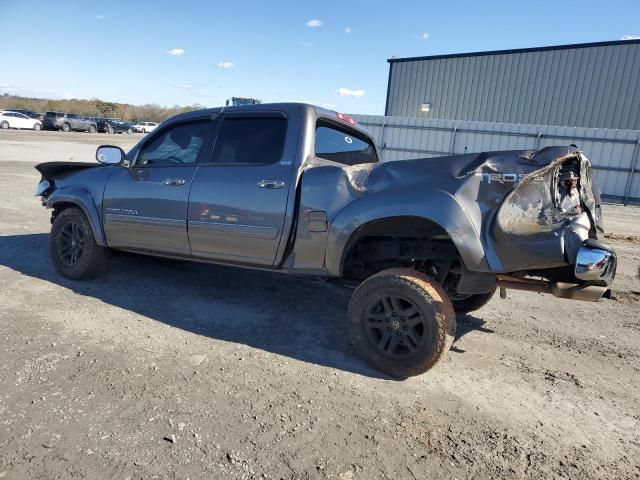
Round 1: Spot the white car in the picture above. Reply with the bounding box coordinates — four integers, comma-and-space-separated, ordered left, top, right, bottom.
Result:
0, 111, 42, 130
133, 121, 158, 133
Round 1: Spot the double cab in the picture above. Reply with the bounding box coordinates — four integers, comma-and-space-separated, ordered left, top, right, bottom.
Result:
35, 103, 617, 377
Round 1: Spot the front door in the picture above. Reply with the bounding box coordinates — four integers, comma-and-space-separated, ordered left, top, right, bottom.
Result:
188, 111, 295, 265
103, 118, 214, 256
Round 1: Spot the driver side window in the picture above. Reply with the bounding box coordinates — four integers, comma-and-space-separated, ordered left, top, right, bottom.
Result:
138, 121, 210, 166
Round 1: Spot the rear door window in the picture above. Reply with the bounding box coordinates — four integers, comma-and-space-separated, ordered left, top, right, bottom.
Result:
210, 115, 286, 165
315, 122, 378, 165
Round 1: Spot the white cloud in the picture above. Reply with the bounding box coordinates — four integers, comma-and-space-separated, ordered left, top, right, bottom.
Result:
336, 87, 366, 98
344, 27, 352, 33
170, 83, 199, 89
421, 33, 430, 39
298, 41, 313, 47
621, 35, 640, 40
166, 48, 185, 56
217, 61, 235, 69
96, 15, 105, 20
306, 19, 322, 28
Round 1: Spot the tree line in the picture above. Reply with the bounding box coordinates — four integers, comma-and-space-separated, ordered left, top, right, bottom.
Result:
0, 95, 205, 123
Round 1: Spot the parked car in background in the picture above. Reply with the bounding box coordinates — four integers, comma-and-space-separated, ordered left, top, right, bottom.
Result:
88, 117, 117, 134
110, 121, 135, 135
0, 110, 42, 130
42, 112, 63, 130
0, 111, 43, 130
132, 122, 158, 133
42, 112, 97, 133
4, 108, 41, 120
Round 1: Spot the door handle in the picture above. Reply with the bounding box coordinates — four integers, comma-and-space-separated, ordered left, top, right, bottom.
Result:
257, 179, 285, 189
163, 178, 186, 186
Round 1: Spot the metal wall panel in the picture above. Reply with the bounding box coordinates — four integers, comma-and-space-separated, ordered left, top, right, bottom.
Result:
386, 41, 640, 130
351, 114, 640, 204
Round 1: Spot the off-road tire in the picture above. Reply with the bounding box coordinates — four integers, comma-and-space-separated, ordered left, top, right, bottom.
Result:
0, 121, 9, 129
50, 207, 109, 279
451, 289, 496, 314
33, 123, 42, 131
89, 124, 97, 133
61, 123, 71, 132
348, 268, 456, 378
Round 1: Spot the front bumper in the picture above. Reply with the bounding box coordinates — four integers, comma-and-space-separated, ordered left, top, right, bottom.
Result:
574, 239, 617, 286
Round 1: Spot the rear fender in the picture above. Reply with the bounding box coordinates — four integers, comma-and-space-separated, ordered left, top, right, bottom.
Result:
325, 187, 490, 276
45, 187, 107, 246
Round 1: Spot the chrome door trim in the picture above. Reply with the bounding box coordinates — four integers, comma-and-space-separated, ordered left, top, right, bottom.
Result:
188, 220, 278, 240
105, 214, 185, 226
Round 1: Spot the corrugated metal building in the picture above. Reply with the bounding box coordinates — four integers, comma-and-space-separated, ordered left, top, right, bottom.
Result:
385, 40, 640, 130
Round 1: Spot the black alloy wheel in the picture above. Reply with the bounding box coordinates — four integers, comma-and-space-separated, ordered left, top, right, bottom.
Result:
348, 268, 456, 378
57, 220, 85, 266
364, 294, 427, 357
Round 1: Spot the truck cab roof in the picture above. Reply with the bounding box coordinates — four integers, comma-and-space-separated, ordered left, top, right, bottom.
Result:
167, 102, 372, 138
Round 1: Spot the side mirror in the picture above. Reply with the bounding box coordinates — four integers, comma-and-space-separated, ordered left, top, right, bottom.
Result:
96, 145, 126, 165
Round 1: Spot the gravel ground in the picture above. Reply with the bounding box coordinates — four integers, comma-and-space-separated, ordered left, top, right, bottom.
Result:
0, 129, 639, 479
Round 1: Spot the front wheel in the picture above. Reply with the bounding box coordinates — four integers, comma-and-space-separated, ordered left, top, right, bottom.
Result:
0, 121, 9, 129
89, 124, 96, 133
61, 123, 71, 132
50, 207, 109, 279
33, 123, 42, 131
127, 128, 133, 135
348, 268, 456, 378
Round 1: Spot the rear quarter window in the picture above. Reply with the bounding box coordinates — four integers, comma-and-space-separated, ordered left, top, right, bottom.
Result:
315, 122, 378, 165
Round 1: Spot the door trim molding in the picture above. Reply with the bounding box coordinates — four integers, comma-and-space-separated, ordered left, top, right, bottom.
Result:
188, 220, 278, 240
105, 214, 185, 226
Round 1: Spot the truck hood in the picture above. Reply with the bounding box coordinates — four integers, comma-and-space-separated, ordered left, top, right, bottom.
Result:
35, 161, 102, 180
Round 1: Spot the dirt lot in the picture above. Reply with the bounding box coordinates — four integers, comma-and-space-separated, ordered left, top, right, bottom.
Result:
0, 129, 639, 479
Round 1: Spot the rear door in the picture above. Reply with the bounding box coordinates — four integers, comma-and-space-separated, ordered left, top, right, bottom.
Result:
187, 110, 296, 265
103, 117, 215, 255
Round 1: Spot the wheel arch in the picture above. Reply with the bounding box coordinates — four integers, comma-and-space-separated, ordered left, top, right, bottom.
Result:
325, 188, 490, 277
45, 188, 107, 246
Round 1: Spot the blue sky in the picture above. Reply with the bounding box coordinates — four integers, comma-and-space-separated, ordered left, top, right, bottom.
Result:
1, 0, 639, 114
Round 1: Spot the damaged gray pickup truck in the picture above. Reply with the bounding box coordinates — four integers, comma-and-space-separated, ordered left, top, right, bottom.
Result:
35, 103, 617, 377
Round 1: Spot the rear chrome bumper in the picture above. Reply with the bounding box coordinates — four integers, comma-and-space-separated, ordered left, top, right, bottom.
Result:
574, 239, 617, 286
496, 239, 617, 303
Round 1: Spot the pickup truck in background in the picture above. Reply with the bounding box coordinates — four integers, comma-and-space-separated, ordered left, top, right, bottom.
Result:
42, 112, 97, 133
34, 103, 617, 377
